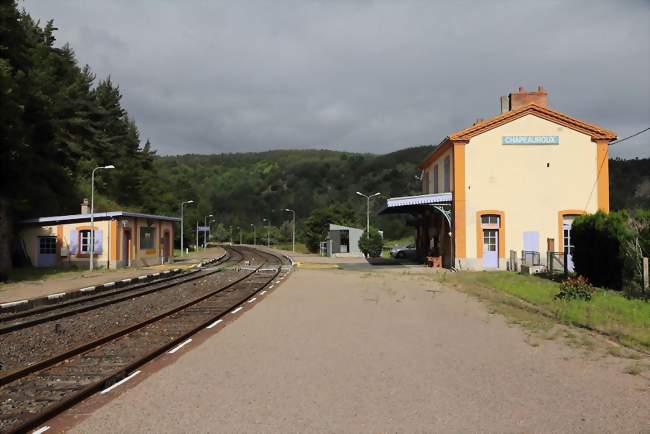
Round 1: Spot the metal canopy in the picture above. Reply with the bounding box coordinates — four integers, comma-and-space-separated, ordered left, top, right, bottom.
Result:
378, 192, 453, 226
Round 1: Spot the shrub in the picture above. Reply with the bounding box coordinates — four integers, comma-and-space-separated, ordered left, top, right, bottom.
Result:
555, 276, 596, 301
358, 228, 383, 257
572, 211, 629, 291
572, 210, 649, 293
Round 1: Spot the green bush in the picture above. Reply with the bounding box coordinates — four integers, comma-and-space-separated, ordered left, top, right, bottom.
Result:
555, 276, 596, 301
572, 210, 649, 293
572, 211, 629, 290
358, 228, 383, 257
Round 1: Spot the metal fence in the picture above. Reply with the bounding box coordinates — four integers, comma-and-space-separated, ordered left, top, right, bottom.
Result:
547, 251, 568, 275
521, 250, 541, 266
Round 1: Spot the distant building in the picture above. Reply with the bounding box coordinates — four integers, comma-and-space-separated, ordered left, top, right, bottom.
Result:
20, 200, 179, 268
381, 86, 616, 270
323, 224, 364, 256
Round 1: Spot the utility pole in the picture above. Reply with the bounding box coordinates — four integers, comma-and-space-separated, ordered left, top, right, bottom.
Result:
90, 165, 115, 271
180, 200, 194, 256
356, 191, 381, 236
203, 214, 213, 249
284, 209, 295, 253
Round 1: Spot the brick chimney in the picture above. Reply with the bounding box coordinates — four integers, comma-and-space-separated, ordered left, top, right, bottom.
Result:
500, 85, 548, 113
81, 198, 90, 215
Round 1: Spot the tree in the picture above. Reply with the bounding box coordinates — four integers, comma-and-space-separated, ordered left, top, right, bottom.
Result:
358, 228, 384, 257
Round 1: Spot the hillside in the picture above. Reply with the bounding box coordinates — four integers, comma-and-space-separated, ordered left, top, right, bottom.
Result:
150, 146, 435, 242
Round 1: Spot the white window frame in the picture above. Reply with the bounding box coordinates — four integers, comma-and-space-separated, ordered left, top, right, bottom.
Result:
80, 230, 91, 254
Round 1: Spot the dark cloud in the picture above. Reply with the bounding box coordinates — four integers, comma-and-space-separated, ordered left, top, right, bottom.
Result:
23, 0, 650, 157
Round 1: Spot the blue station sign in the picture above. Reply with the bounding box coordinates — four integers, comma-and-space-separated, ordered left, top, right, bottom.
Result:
502, 135, 559, 145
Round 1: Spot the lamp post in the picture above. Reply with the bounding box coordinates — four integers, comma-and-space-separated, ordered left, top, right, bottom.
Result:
263, 218, 271, 247
229, 225, 233, 245
203, 214, 213, 249
356, 191, 381, 237
251, 224, 256, 246
238, 226, 242, 245
284, 208, 295, 253
180, 200, 194, 256
90, 164, 115, 271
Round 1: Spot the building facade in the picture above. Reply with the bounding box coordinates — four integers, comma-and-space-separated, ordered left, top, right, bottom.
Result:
20, 210, 179, 269
381, 86, 616, 270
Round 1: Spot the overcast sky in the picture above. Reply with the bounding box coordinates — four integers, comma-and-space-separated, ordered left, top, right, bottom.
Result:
22, 0, 650, 158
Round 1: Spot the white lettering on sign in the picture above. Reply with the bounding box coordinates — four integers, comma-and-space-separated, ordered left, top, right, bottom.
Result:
502, 135, 559, 145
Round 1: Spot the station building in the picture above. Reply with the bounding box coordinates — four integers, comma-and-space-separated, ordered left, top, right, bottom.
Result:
19, 200, 179, 269
380, 86, 616, 270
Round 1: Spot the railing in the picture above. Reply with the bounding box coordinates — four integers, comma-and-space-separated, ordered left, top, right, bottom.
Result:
521, 250, 541, 266
547, 251, 568, 275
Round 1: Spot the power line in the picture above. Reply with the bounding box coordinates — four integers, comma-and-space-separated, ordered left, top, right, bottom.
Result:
609, 127, 650, 145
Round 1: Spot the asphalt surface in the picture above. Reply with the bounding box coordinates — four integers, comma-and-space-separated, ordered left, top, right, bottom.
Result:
68, 267, 649, 433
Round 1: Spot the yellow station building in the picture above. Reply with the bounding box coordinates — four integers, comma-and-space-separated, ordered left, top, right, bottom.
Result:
381, 86, 617, 270
19, 200, 179, 269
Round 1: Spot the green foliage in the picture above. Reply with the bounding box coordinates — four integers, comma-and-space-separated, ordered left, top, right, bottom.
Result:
555, 276, 596, 301
358, 228, 384, 257
572, 211, 629, 291
610, 158, 650, 210
455, 272, 650, 352
302, 204, 357, 252
572, 211, 649, 293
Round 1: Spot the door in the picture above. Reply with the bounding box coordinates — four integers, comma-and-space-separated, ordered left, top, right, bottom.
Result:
162, 231, 170, 261
123, 230, 131, 267
563, 219, 576, 272
37, 236, 57, 267
482, 229, 498, 269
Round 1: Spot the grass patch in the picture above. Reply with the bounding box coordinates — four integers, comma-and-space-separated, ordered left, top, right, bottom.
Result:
449, 271, 650, 353
271, 242, 311, 254
0, 265, 99, 285
623, 361, 649, 376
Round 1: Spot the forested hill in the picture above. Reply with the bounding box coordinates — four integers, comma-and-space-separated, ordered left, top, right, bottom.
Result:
149, 146, 435, 242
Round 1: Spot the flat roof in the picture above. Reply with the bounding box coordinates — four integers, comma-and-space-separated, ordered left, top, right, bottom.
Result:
20, 211, 181, 224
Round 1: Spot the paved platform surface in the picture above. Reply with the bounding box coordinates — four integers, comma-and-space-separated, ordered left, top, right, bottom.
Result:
67, 266, 649, 433
0, 247, 225, 304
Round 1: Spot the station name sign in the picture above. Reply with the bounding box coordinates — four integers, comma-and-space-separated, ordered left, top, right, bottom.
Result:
502, 135, 559, 145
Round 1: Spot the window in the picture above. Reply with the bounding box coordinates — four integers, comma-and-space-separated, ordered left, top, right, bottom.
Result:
79, 230, 91, 254
433, 164, 439, 193
39, 237, 56, 254
140, 227, 156, 249
481, 215, 500, 225
483, 230, 497, 251
443, 156, 451, 191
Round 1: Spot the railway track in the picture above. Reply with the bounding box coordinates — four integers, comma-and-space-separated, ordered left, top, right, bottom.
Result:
0, 250, 239, 333
0, 246, 290, 434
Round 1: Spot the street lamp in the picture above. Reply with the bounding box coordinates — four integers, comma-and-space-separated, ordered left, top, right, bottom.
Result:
203, 214, 213, 249
229, 225, 233, 245
90, 164, 115, 271
238, 226, 242, 245
180, 200, 194, 256
263, 218, 271, 247
284, 209, 295, 253
250, 223, 256, 246
356, 191, 381, 236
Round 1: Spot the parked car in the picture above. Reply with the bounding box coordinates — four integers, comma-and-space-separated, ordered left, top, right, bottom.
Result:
390, 244, 417, 259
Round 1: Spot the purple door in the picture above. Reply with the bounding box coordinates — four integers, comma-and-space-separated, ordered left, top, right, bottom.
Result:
482, 229, 498, 269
